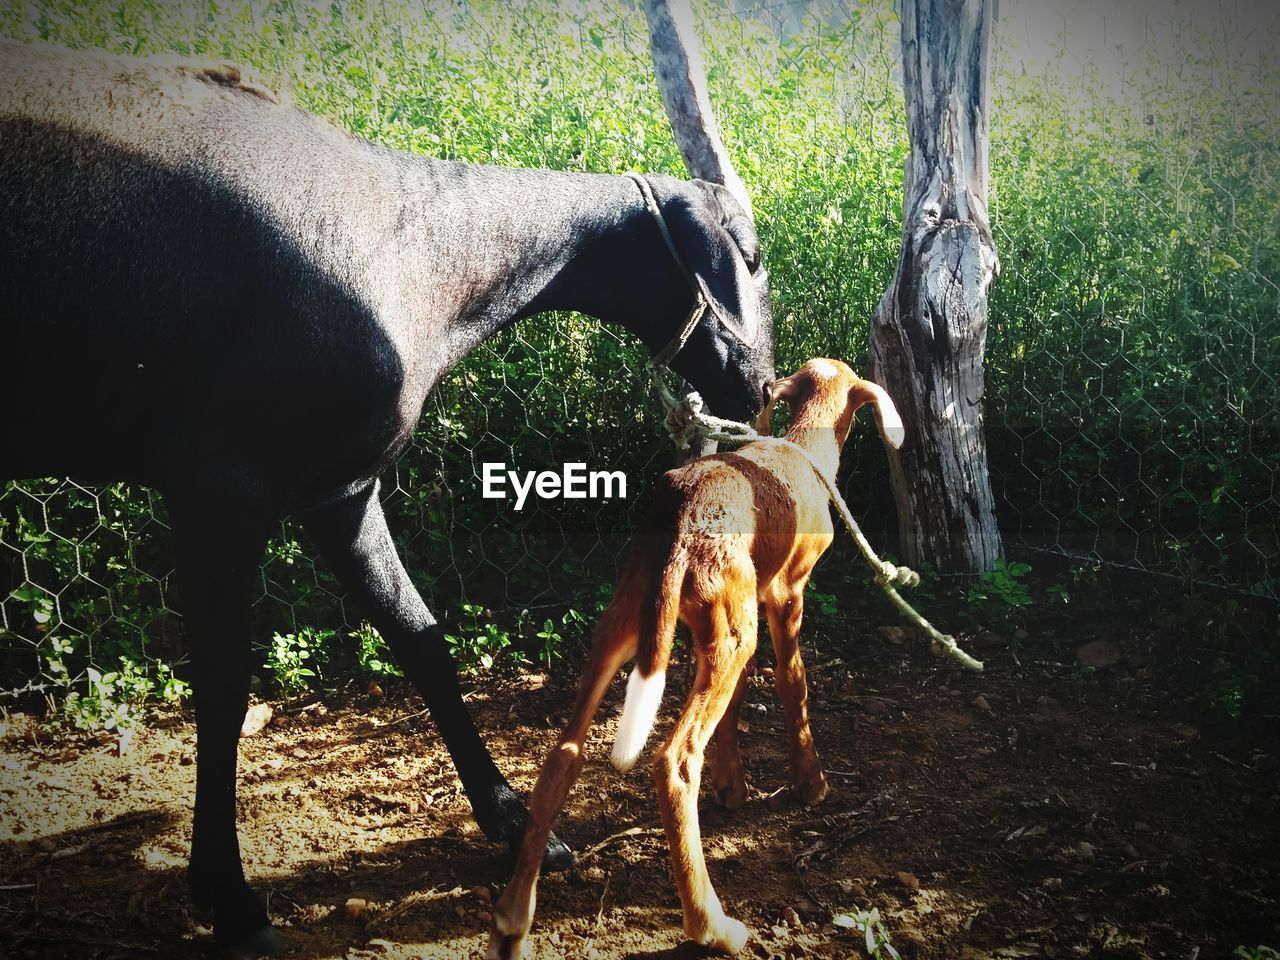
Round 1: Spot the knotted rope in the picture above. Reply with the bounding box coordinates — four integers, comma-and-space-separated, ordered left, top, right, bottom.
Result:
647, 361, 984, 673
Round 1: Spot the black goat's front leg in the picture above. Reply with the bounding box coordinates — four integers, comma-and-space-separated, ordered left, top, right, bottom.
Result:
302, 481, 573, 870
168, 485, 284, 957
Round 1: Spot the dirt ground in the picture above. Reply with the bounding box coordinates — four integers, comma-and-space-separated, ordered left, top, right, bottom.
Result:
2, 589, 1278, 960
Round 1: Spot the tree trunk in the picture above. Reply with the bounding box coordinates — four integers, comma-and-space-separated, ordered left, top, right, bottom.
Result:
642, 0, 752, 220
644, 0, 753, 460
869, 0, 1002, 573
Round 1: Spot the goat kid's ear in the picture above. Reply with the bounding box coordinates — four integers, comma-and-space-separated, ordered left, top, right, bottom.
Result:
663, 182, 763, 349
755, 374, 800, 434
853, 380, 906, 450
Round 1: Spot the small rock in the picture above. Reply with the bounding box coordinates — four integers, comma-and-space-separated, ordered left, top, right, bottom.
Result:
972, 694, 993, 715
343, 897, 368, 920
263, 758, 284, 771
783, 906, 802, 928
35, 837, 57, 853
770, 925, 789, 939
240, 703, 273, 738
291, 747, 310, 760
1076, 640, 1123, 668
759, 666, 775, 678
1014, 628, 1030, 642
405, 798, 420, 815
895, 871, 920, 893
366, 939, 394, 953
837, 879, 866, 899
948, 688, 963, 698
877, 625, 906, 644
367, 681, 384, 699
1036, 694, 1053, 706
1133, 821, 1151, 833
471, 885, 491, 903
1075, 841, 1097, 861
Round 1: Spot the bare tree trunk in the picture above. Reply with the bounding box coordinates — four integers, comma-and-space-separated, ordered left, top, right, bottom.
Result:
642, 0, 752, 220
644, 0, 753, 460
870, 0, 1002, 573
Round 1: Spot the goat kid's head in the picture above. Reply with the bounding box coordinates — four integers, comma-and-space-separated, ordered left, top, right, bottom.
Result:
758, 358, 905, 452
648, 176, 775, 423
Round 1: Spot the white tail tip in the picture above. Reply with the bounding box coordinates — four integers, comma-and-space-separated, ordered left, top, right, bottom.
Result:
611, 668, 665, 772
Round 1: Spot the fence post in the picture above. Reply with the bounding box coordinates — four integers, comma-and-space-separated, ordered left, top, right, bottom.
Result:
870, 0, 1002, 573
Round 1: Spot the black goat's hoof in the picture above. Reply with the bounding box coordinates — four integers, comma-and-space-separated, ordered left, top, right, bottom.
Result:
540, 831, 575, 873
221, 923, 286, 958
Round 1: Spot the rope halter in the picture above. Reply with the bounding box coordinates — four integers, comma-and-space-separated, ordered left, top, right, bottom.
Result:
625, 172, 709, 372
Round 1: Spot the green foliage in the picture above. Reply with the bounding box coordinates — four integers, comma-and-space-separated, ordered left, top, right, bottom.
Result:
1235, 947, 1280, 960
833, 906, 900, 959
805, 581, 840, 622
534, 619, 562, 670
352, 622, 402, 679
263, 628, 332, 697
1206, 658, 1253, 722
964, 559, 1033, 634
62, 657, 187, 731
445, 604, 521, 675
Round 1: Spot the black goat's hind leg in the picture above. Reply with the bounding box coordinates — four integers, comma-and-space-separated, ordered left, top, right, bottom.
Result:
168, 485, 284, 957
302, 482, 573, 870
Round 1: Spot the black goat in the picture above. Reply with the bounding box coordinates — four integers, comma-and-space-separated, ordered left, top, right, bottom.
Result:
0, 40, 774, 955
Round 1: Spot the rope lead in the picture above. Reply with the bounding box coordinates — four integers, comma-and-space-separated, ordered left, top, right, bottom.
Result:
647, 362, 984, 673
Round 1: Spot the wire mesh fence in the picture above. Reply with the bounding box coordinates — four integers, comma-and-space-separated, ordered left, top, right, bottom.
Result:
1, 0, 1276, 714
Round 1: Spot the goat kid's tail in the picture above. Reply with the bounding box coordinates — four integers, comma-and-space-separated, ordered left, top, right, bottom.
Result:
610, 545, 686, 773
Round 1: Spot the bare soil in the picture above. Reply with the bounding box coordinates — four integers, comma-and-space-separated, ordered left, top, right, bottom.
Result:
2, 596, 1278, 960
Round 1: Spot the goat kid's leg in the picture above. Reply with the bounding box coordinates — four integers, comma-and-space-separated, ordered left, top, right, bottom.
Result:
656, 600, 757, 955
168, 485, 283, 956
765, 594, 827, 804
709, 658, 752, 809
302, 482, 572, 869
489, 621, 636, 960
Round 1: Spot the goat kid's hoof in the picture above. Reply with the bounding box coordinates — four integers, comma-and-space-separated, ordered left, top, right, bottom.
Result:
712, 777, 750, 810
221, 923, 286, 959
486, 929, 528, 960
692, 916, 750, 955
794, 773, 829, 806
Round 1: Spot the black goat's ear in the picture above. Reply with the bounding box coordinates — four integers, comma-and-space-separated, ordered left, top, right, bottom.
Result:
662, 183, 763, 348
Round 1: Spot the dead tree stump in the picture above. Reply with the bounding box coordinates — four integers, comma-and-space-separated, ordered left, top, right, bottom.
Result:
870, 0, 1002, 573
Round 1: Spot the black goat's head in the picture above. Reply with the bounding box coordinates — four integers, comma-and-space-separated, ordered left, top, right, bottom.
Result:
649, 177, 776, 423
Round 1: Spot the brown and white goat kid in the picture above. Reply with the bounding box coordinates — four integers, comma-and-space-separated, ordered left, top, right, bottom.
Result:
488, 359, 904, 958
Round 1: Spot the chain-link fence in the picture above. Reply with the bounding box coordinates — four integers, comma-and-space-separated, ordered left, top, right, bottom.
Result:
2, 0, 1276, 712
